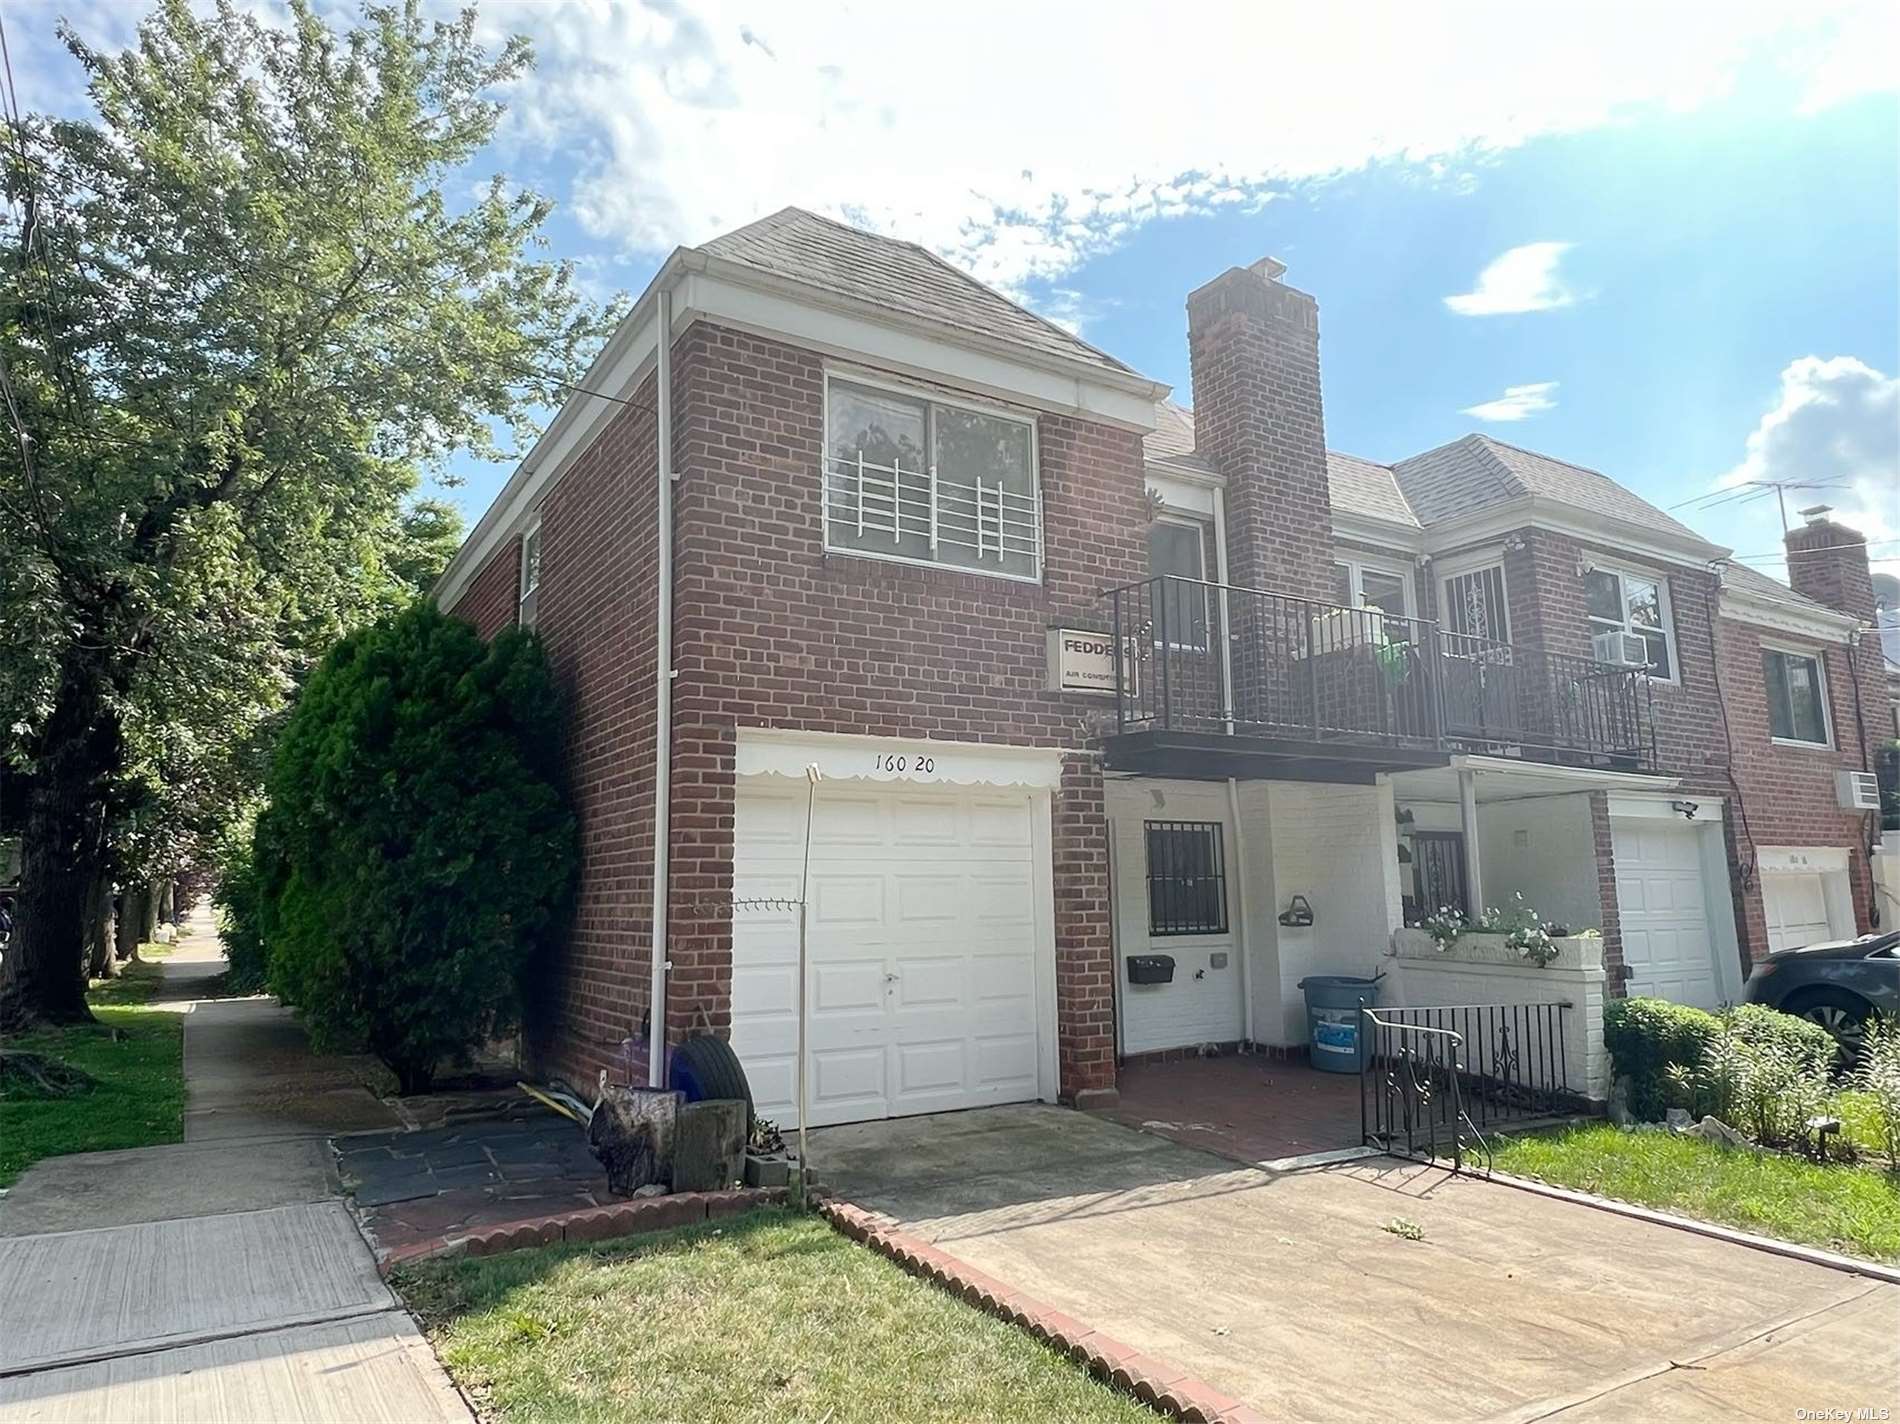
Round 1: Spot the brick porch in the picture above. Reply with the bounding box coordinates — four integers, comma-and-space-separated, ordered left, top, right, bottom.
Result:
1090, 1055, 1365, 1165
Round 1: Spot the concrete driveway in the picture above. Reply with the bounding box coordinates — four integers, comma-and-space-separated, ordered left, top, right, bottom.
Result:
810, 1106, 1900, 1422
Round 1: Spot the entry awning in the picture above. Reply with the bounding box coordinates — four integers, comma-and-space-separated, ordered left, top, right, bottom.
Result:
734, 728, 1065, 789
1388, 754, 1679, 805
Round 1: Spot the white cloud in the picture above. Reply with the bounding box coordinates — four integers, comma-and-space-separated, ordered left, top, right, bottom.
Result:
1461, 381, 1559, 422
1444, 243, 1576, 316
470, 0, 1892, 294
8, 0, 1895, 296
1699, 356, 1899, 578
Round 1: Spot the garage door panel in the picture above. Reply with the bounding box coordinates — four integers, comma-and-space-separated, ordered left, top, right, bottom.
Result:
812, 1048, 887, 1122
969, 799, 1033, 846
811, 959, 886, 1014
892, 797, 959, 843
1763, 871, 1835, 952
1611, 818, 1721, 1010
732, 778, 1048, 1128
894, 1039, 965, 1094
972, 1032, 1038, 1088
895, 875, 962, 922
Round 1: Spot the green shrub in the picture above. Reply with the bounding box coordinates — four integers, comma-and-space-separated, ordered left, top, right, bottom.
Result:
252, 602, 576, 1093
1605, 997, 1721, 1120
1671, 1010, 1834, 1148
1727, 1002, 1841, 1073
1853, 1015, 1900, 1170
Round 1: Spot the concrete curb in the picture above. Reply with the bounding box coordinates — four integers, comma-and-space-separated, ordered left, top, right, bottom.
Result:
1469, 1164, 1900, 1286
376, 1187, 788, 1272
816, 1198, 1267, 1424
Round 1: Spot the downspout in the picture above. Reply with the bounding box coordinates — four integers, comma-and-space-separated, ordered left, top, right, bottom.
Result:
647, 287, 676, 1088
1212, 485, 1255, 1045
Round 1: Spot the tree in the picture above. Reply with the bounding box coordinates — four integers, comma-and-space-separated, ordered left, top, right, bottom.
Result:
250, 602, 575, 1093
0, 1, 615, 1028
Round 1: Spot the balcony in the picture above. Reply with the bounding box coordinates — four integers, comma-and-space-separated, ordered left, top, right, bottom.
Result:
1101, 576, 1656, 781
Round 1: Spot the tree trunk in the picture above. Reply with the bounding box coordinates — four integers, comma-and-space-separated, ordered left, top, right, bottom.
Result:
0, 670, 122, 1031
115, 885, 147, 967
0, 774, 103, 1028
84, 874, 117, 981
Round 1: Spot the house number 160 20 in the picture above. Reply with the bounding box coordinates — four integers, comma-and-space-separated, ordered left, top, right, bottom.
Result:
873, 753, 935, 775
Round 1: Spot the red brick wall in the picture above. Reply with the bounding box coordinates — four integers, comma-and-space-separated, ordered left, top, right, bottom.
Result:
449, 539, 520, 639
664, 321, 1150, 1101
446, 379, 663, 1091
1714, 616, 1876, 960
1473, 520, 1882, 973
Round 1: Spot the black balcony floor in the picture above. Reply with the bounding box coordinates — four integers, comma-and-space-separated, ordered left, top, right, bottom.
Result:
1101, 728, 1452, 783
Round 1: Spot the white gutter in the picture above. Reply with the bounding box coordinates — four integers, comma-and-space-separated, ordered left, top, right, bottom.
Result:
647, 287, 676, 1088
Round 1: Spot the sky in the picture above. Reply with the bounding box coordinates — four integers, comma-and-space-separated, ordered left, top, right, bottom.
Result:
9, 0, 1898, 584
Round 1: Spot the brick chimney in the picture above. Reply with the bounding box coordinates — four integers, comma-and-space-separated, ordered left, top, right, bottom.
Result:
1186, 257, 1335, 603
1786, 507, 1877, 624
1785, 507, 1881, 764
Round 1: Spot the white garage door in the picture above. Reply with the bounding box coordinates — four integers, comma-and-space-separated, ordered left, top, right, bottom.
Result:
729, 779, 1048, 1128
1611, 819, 1721, 1009
1763, 871, 1834, 952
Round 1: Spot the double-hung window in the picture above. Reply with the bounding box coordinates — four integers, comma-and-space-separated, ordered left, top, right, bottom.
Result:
823, 376, 1040, 580
1584, 566, 1675, 679
1762, 647, 1830, 746
518, 522, 542, 628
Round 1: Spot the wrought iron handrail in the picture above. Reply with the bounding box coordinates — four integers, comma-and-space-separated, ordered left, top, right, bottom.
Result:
1360, 1001, 1581, 1173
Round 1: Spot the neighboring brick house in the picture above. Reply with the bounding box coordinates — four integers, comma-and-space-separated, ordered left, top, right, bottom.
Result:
437, 208, 1885, 1123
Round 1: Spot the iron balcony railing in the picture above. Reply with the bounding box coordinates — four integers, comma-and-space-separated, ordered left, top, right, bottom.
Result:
1107, 575, 1445, 751
1104, 575, 1658, 769
1437, 631, 1656, 771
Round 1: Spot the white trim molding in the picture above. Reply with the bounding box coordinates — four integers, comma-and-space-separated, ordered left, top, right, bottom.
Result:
734, 727, 1066, 789
1758, 844, 1850, 875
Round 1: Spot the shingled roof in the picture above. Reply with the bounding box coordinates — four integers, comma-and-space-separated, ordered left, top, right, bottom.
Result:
698, 208, 1140, 381
1141, 402, 1415, 523
1390, 434, 1708, 540
1719, 561, 1843, 620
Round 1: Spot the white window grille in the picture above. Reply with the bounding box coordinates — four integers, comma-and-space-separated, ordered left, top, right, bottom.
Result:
822, 377, 1041, 580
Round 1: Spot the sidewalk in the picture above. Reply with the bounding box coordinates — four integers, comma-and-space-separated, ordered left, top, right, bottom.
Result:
0, 907, 471, 1422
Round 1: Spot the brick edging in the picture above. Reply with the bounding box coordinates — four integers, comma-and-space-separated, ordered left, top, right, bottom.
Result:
817, 1197, 1267, 1424
376, 1187, 788, 1272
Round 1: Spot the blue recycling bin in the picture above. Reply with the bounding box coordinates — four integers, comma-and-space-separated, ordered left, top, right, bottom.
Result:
1298, 974, 1382, 1073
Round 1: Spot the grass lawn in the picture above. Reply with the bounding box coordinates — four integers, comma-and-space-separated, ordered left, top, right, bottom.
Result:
395, 1209, 1156, 1424
0, 961, 186, 1187
1489, 1122, 1900, 1262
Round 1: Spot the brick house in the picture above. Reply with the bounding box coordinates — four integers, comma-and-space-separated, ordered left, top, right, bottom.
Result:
436, 209, 1886, 1123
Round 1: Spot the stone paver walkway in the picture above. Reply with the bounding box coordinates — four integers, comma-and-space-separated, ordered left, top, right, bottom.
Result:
0, 906, 469, 1422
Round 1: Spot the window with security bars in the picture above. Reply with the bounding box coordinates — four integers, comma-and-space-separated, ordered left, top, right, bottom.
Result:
823, 377, 1040, 580
1145, 821, 1228, 936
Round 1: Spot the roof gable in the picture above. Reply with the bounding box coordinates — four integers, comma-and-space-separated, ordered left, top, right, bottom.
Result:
698, 208, 1137, 381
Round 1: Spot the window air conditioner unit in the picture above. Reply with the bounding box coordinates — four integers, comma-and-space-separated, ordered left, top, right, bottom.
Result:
1591, 630, 1649, 668
1836, 770, 1880, 811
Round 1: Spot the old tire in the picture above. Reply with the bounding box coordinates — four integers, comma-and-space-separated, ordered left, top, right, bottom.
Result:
670, 1034, 755, 1130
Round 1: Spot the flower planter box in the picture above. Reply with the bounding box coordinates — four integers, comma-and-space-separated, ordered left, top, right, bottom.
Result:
1389, 927, 1603, 973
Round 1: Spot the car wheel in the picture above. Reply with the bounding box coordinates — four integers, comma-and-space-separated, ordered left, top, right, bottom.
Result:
1786, 988, 1872, 1061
